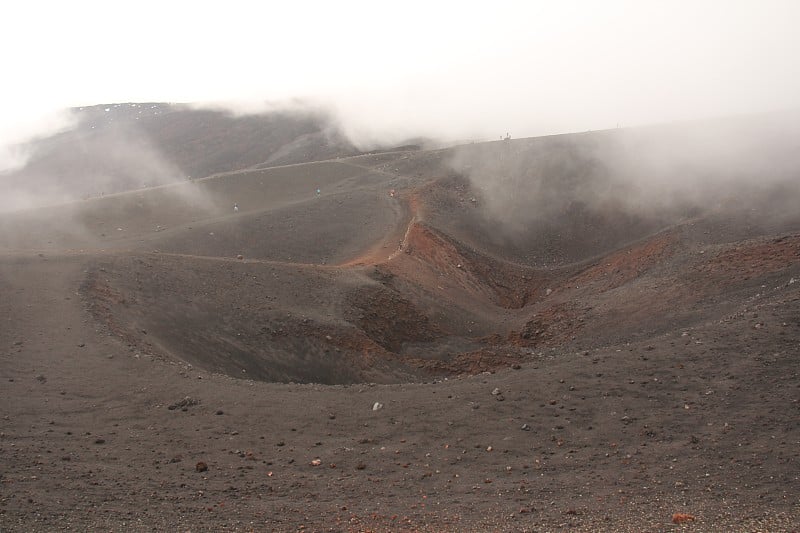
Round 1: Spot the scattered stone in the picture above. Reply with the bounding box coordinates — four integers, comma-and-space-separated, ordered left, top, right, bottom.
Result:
216, 410, 224, 415
236, 254, 244, 260
196, 461, 208, 472
77, 343, 85, 348
521, 424, 531, 431
511, 364, 522, 370
310, 458, 322, 466
35, 375, 47, 383
491, 388, 501, 396
94, 438, 105, 444
168, 397, 200, 411
672, 513, 696, 524
372, 402, 383, 411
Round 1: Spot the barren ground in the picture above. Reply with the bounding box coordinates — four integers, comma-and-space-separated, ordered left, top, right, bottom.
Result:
1, 135, 799, 531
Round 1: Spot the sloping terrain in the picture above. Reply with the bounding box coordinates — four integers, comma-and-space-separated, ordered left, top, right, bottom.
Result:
1, 115, 799, 531
0, 103, 360, 212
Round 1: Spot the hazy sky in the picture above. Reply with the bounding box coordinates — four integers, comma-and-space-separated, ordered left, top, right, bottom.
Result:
2, 0, 800, 159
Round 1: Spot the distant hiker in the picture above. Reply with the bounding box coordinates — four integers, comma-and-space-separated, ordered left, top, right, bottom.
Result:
316, 188, 321, 197
233, 203, 239, 212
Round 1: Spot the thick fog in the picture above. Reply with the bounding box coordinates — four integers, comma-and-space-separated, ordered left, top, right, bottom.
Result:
1, 1, 800, 215
4, 2, 800, 145
0, 108, 213, 213
448, 112, 800, 239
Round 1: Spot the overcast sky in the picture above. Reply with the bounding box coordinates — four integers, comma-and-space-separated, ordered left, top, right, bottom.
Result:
2, 0, 800, 160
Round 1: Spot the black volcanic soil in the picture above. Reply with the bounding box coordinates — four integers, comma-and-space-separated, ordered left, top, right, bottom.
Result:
1, 128, 799, 531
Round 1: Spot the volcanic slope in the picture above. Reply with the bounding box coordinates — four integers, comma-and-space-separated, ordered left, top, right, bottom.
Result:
4, 132, 800, 384
1, 123, 800, 530
0, 103, 360, 211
